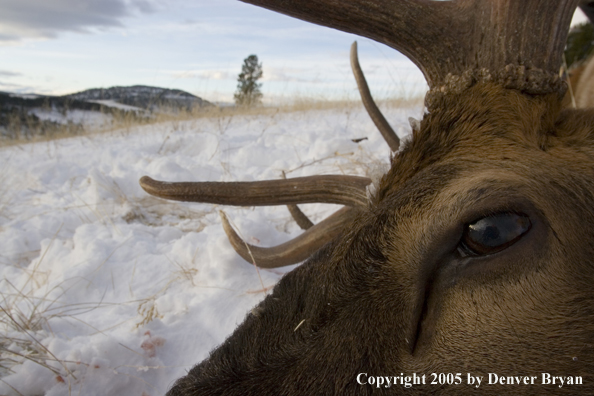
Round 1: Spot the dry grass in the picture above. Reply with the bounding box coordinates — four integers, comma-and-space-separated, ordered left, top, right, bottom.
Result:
0, 94, 424, 148
0, 274, 104, 381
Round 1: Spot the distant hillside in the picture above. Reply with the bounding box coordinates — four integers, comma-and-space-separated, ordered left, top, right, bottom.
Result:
0, 85, 213, 140
64, 85, 212, 112
0, 91, 106, 112
0, 91, 105, 140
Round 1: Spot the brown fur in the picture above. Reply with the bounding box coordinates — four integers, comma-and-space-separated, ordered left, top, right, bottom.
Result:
167, 83, 594, 395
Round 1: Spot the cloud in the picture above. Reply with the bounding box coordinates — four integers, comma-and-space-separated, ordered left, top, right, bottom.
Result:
168, 70, 234, 80
0, 33, 20, 42
0, 0, 156, 42
169, 67, 325, 83
263, 69, 320, 83
198, 71, 233, 80
0, 80, 34, 93
0, 70, 21, 77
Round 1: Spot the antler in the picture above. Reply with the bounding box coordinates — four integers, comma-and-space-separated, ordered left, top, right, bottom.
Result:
219, 207, 355, 268
139, 40, 400, 267
240, 0, 579, 107
281, 171, 314, 230
350, 41, 400, 152
140, 175, 369, 266
139, 175, 370, 207
139, 174, 370, 266
140, 171, 373, 266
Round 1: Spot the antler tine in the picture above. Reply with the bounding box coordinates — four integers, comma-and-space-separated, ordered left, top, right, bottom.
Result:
281, 171, 314, 230
219, 207, 354, 268
140, 175, 371, 208
350, 41, 399, 152
286, 205, 314, 230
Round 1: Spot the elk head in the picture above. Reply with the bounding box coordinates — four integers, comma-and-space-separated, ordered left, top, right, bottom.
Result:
140, 0, 594, 394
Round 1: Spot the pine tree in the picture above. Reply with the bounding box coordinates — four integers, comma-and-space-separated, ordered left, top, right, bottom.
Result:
234, 55, 263, 107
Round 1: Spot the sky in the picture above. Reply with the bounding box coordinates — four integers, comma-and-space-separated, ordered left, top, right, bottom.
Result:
0, 0, 589, 104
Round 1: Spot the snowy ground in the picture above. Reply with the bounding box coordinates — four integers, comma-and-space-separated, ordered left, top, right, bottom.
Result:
30, 108, 114, 130
0, 103, 421, 395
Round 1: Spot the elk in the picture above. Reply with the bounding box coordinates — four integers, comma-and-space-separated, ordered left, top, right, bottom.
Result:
141, 0, 594, 394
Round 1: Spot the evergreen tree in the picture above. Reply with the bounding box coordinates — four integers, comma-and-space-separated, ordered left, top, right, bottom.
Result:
234, 55, 263, 106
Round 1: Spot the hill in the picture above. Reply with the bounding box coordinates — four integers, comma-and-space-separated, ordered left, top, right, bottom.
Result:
63, 85, 212, 112
0, 85, 212, 140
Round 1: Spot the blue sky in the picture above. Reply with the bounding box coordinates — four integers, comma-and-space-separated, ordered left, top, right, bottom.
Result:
0, 1, 588, 104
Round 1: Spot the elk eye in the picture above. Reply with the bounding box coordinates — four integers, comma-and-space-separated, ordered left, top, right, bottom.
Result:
459, 213, 531, 256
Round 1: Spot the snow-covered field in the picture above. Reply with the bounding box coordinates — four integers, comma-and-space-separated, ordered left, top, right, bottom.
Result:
0, 103, 421, 395
30, 108, 114, 130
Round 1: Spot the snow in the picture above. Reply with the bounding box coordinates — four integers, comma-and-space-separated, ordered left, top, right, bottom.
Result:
30, 107, 114, 129
89, 100, 146, 112
0, 103, 420, 395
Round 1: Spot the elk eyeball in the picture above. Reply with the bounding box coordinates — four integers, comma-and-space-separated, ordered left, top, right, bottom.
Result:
460, 212, 531, 256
